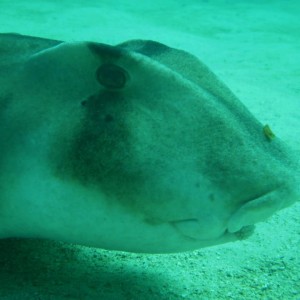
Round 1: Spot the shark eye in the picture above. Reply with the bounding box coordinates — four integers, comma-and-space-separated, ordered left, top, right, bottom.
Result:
96, 63, 128, 90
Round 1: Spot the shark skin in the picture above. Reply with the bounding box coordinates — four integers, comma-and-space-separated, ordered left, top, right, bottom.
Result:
0, 33, 299, 253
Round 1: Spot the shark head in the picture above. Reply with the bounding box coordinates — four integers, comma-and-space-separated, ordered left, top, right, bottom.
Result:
0, 34, 298, 253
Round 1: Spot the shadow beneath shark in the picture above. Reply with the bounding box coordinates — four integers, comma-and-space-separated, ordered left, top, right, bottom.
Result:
0, 238, 182, 300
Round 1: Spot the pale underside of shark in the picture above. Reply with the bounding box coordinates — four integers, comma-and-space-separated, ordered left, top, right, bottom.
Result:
0, 33, 299, 253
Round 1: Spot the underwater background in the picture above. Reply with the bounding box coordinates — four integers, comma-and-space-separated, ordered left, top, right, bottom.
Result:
0, 0, 299, 299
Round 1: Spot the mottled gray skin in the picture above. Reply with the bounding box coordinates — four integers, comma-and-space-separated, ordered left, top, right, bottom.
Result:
0, 33, 299, 253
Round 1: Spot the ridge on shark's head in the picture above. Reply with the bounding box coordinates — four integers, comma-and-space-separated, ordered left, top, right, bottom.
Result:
0, 33, 299, 253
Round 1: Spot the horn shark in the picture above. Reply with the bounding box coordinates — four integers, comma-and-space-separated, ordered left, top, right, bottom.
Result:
0, 33, 299, 253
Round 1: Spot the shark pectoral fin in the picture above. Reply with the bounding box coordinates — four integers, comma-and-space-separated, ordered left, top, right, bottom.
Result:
227, 190, 283, 233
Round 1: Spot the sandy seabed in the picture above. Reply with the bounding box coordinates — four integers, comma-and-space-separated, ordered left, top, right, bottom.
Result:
0, 1, 299, 299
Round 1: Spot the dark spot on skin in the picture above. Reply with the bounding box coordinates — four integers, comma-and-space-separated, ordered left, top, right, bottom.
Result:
50, 87, 153, 217
96, 63, 129, 90
105, 114, 114, 122
53, 90, 129, 186
81, 95, 99, 108
209, 194, 215, 202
